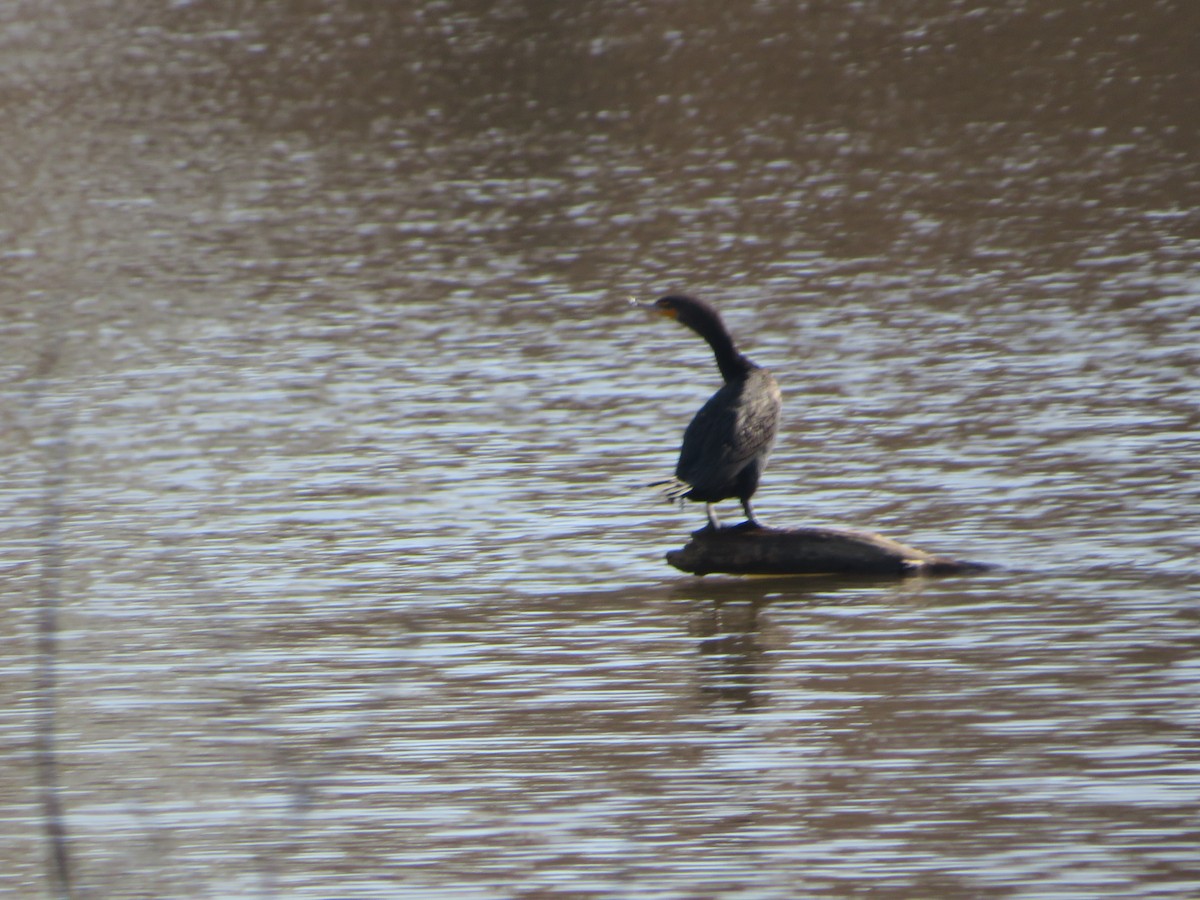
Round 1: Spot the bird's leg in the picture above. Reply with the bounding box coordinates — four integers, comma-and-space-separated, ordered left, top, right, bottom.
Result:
740, 498, 762, 529
705, 503, 721, 530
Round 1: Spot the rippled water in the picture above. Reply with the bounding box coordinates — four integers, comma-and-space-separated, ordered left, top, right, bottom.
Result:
3, 1, 1199, 897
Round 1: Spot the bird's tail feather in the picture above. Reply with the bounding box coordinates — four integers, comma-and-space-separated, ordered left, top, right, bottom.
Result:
649, 477, 691, 504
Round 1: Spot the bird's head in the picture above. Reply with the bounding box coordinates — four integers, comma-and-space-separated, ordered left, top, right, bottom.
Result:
651, 294, 753, 381
653, 295, 724, 334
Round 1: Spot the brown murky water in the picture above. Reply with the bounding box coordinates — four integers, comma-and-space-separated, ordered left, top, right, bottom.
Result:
3, 2, 1199, 897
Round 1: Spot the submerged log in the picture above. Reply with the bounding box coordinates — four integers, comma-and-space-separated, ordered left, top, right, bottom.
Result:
666, 525, 990, 577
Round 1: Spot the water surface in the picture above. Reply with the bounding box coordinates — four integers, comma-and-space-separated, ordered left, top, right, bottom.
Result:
2, 1, 1199, 897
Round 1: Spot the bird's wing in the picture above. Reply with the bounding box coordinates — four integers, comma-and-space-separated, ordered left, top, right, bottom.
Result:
676, 372, 781, 492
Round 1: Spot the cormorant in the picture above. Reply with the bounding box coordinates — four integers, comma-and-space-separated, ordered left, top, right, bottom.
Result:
652, 295, 782, 530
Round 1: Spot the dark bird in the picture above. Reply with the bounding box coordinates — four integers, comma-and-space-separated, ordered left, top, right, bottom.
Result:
652, 295, 782, 530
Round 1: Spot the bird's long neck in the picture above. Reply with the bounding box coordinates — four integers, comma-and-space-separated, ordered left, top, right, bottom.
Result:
703, 325, 756, 383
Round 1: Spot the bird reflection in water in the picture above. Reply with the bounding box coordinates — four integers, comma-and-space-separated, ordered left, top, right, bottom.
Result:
687, 595, 767, 713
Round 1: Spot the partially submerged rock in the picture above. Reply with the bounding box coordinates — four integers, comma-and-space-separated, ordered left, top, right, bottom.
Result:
666, 525, 990, 577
